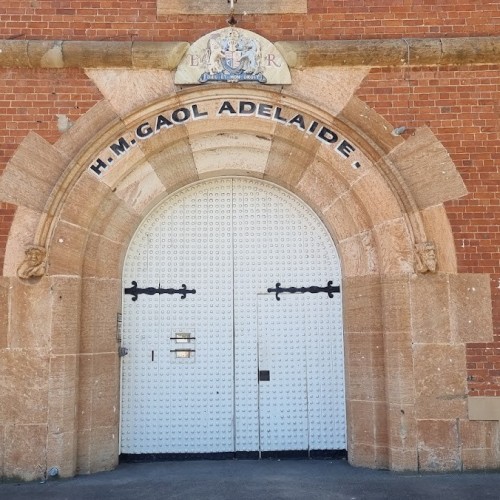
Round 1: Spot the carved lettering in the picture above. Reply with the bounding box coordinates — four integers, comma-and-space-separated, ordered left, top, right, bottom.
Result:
257, 103, 273, 118
218, 101, 237, 115
273, 107, 288, 123
192, 104, 208, 119
171, 107, 191, 123
336, 140, 356, 159
89, 158, 108, 176
136, 122, 154, 139
87, 100, 362, 177
317, 127, 339, 144
110, 137, 131, 156
265, 53, 282, 67
307, 121, 319, 134
288, 114, 306, 131
190, 54, 200, 67
239, 101, 257, 115
156, 114, 173, 131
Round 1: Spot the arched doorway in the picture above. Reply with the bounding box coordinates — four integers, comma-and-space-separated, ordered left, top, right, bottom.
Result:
120, 177, 345, 456
1, 80, 480, 476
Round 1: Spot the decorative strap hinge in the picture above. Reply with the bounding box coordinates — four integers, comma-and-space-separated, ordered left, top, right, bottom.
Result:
267, 281, 340, 301
124, 281, 196, 301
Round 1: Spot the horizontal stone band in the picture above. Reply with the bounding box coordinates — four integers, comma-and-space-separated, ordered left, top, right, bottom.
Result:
0, 37, 498, 69
276, 37, 500, 68
0, 40, 190, 69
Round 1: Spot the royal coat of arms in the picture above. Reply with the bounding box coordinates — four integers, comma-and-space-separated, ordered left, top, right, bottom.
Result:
175, 27, 291, 85
199, 28, 266, 83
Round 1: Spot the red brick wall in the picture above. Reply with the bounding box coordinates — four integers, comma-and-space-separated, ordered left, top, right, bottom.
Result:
0, 202, 15, 271
0, 68, 103, 174
0, 1, 498, 41
356, 65, 500, 396
0, 68, 103, 270
0, 2, 498, 394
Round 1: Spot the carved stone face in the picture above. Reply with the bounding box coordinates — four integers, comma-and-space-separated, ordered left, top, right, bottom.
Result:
415, 242, 437, 274
423, 247, 437, 272
26, 248, 44, 265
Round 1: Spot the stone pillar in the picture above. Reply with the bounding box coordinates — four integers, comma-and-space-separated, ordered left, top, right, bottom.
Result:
409, 273, 495, 471
344, 271, 496, 472
0, 276, 81, 480
46, 277, 82, 477
343, 275, 389, 469
76, 278, 121, 474
381, 275, 419, 471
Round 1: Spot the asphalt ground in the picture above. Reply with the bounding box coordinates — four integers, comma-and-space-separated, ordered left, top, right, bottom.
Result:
0, 459, 499, 500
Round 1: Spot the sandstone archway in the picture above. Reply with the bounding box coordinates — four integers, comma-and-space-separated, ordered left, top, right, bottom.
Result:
1, 80, 490, 478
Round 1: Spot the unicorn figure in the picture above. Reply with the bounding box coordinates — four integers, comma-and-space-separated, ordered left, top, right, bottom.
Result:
239, 38, 261, 75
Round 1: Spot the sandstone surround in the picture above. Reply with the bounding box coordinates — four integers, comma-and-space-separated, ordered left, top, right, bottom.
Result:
384, 127, 468, 211
85, 70, 177, 118
417, 420, 462, 472
460, 420, 499, 470
0, 68, 497, 479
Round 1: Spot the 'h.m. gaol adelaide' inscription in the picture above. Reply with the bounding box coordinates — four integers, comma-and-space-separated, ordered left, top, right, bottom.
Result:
88, 100, 363, 177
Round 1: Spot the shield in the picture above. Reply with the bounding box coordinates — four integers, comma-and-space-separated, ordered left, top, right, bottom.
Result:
222, 50, 242, 73
223, 50, 243, 73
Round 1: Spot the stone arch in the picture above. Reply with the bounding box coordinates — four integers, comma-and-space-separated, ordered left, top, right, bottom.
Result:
9, 86, 462, 276
0, 82, 476, 477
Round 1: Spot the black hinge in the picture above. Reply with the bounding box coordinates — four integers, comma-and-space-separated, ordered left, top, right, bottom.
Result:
267, 281, 340, 301
124, 281, 196, 301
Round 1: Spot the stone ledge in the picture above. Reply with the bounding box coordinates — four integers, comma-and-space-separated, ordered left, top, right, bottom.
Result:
0, 40, 189, 69
276, 37, 500, 68
468, 397, 500, 421
0, 37, 498, 69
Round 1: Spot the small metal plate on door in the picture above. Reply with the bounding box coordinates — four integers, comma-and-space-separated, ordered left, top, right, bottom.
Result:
172, 332, 194, 343
170, 348, 195, 359
259, 370, 270, 381
175, 350, 192, 358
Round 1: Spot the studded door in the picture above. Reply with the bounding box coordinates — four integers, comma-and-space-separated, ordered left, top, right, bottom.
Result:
232, 180, 345, 452
121, 180, 235, 453
257, 294, 309, 451
257, 293, 345, 451
120, 178, 345, 454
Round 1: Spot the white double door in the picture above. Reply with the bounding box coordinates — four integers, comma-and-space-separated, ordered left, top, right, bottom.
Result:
120, 178, 345, 454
